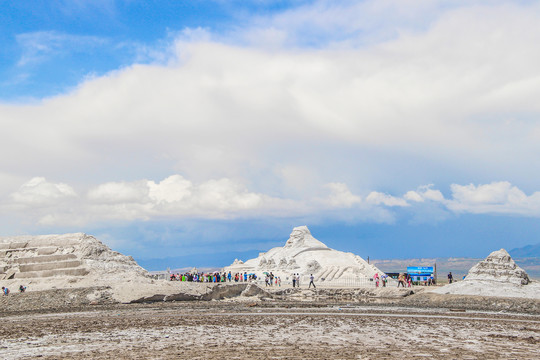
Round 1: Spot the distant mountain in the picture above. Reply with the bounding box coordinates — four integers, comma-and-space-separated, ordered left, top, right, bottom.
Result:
510, 244, 540, 258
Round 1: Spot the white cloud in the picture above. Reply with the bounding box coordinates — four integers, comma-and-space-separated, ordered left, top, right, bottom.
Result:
321, 182, 362, 208
194, 178, 263, 211
5, 175, 305, 225
250, 0, 444, 47
6, 175, 540, 228
382, 181, 540, 217
16, 31, 108, 66
88, 180, 149, 204
11, 177, 77, 206
447, 181, 540, 215
2, 2, 540, 232
404, 185, 444, 203
404, 190, 423, 202
148, 175, 192, 203
85, 175, 273, 221
366, 191, 409, 207
2, 2, 540, 191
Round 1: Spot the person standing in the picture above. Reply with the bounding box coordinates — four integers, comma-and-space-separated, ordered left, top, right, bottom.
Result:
292, 274, 296, 288
397, 273, 405, 287
374, 273, 380, 287
448, 272, 453, 284
308, 274, 316, 289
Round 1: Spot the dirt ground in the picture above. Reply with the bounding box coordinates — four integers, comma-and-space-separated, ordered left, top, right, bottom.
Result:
1, 302, 539, 359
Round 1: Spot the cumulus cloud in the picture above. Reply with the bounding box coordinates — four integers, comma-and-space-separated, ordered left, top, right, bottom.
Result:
447, 181, 540, 215
2, 175, 399, 225
11, 177, 77, 206
85, 175, 275, 221
2, 1, 540, 193
404, 185, 445, 203
88, 180, 150, 204
321, 182, 362, 208
6, 175, 540, 228
5, 175, 306, 225
371, 181, 540, 217
366, 191, 409, 207
2, 2, 540, 234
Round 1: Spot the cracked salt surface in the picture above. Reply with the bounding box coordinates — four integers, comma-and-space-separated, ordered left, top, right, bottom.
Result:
2, 307, 539, 359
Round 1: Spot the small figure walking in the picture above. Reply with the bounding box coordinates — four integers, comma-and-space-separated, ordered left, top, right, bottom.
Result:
308, 274, 316, 289
374, 273, 380, 287
292, 273, 296, 288
2, 287, 9, 296
448, 272, 453, 284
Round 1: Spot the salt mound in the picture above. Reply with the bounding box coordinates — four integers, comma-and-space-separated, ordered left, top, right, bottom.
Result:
431, 248, 540, 299
465, 249, 529, 285
0, 233, 164, 302
224, 226, 388, 285
0, 233, 147, 281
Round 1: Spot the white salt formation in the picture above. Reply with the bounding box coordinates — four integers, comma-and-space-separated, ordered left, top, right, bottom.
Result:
0, 233, 164, 302
0, 233, 147, 281
0, 233, 271, 303
224, 226, 387, 284
465, 249, 529, 285
432, 248, 540, 299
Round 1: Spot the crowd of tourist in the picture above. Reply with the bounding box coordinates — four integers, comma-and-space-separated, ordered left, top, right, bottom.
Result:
166, 270, 445, 288
168, 271, 258, 283
167, 271, 290, 287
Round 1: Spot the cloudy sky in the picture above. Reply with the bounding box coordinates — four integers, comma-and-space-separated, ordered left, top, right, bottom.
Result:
1, 0, 540, 269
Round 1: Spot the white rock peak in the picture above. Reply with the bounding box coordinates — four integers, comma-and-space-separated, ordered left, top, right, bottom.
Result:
0, 233, 148, 282
224, 226, 385, 283
465, 248, 530, 286
284, 226, 328, 249
431, 248, 540, 300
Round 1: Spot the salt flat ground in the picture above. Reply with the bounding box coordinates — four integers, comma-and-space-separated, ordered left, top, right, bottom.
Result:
1, 303, 539, 359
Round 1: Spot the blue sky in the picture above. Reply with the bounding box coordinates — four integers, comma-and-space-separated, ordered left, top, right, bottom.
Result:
1, 1, 540, 270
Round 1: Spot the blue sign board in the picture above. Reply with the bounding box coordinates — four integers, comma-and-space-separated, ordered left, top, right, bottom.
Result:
407, 266, 434, 275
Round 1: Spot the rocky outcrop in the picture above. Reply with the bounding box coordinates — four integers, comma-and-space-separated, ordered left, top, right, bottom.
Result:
131, 283, 272, 303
